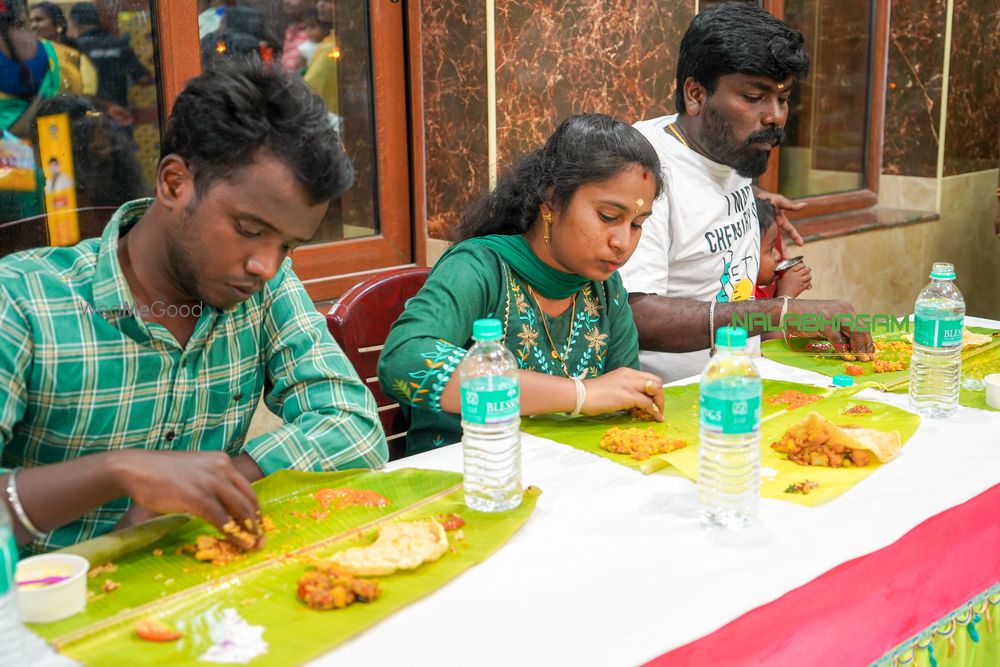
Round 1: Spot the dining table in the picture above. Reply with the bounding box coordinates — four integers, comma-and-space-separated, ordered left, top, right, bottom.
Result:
27, 316, 1000, 667
314, 315, 1000, 667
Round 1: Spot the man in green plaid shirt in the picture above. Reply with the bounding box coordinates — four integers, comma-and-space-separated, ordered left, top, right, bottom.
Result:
0, 60, 387, 555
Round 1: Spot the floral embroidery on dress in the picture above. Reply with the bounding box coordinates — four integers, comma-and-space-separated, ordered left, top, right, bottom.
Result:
393, 338, 466, 412
506, 272, 608, 379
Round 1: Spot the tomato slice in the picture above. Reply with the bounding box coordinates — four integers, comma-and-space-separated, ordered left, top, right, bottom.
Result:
135, 618, 183, 642
437, 513, 465, 531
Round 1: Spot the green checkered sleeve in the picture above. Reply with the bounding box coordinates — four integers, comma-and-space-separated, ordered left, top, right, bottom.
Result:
245, 267, 388, 474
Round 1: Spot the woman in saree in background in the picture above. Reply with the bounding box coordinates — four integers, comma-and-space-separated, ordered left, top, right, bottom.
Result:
379, 113, 668, 455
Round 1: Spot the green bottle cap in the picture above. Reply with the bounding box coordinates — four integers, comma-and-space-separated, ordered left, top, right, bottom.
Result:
930, 262, 956, 280
832, 374, 855, 387
472, 318, 503, 341
715, 326, 748, 349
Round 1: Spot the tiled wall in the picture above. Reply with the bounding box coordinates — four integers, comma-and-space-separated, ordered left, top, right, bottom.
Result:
421, 0, 694, 241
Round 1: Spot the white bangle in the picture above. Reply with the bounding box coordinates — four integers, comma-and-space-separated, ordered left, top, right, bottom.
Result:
6, 469, 45, 540
570, 376, 586, 417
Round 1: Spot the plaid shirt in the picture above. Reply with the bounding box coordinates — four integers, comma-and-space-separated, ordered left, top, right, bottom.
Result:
0, 199, 387, 553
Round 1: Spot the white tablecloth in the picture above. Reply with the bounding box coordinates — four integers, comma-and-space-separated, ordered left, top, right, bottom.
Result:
313, 316, 1000, 667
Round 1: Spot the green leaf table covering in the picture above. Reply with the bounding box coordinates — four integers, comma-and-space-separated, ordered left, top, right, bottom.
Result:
761, 326, 1000, 410
522, 379, 919, 505
39, 468, 539, 666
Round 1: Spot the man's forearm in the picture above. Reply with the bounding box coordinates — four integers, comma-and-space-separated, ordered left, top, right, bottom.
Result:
2, 452, 125, 547
628, 293, 786, 352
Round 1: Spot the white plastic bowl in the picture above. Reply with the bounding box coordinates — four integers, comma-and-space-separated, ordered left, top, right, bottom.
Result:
985, 374, 1000, 410
15, 553, 89, 623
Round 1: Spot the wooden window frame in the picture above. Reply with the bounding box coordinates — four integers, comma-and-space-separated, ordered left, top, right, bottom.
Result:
759, 0, 891, 229
154, 0, 415, 302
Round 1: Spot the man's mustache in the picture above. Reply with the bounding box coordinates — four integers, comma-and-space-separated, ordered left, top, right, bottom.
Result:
746, 127, 785, 147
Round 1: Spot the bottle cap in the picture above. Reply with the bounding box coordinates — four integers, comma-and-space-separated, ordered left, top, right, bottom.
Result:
715, 326, 748, 349
471, 318, 503, 341
831, 374, 855, 387
930, 262, 956, 280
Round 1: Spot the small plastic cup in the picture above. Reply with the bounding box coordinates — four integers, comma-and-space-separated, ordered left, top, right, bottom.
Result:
15, 553, 89, 623
984, 374, 1000, 410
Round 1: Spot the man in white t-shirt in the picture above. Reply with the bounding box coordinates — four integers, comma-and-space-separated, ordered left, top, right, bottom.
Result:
621, 3, 874, 382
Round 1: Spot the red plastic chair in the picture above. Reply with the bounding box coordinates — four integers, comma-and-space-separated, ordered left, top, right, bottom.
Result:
326, 267, 431, 461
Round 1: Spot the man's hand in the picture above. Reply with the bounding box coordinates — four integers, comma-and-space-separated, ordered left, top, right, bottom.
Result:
113, 504, 160, 531
111, 450, 263, 550
785, 299, 875, 361
755, 189, 807, 246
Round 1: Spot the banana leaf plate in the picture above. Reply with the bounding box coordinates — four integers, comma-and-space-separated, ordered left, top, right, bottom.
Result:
39, 468, 539, 666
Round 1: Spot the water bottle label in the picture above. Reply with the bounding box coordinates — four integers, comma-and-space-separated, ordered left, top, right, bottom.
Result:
699, 394, 761, 434
460, 377, 519, 425
0, 531, 16, 596
914, 314, 963, 348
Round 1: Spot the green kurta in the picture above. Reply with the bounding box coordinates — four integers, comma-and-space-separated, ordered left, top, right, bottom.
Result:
378, 241, 640, 455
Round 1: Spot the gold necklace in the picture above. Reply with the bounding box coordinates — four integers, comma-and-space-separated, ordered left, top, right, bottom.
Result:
526, 285, 576, 377
667, 122, 689, 148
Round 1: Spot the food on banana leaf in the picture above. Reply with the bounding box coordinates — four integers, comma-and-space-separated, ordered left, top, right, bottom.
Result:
190, 535, 246, 566
327, 520, 448, 577
770, 412, 901, 468
599, 427, 687, 461
784, 480, 819, 495
87, 562, 117, 578
873, 359, 907, 373
766, 390, 824, 410
844, 364, 864, 376
297, 563, 382, 611
436, 513, 465, 531
902, 329, 992, 349
135, 618, 183, 642
316, 487, 391, 510
842, 404, 873, 416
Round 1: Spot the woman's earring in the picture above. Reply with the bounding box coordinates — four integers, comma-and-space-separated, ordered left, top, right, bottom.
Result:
542, 212, 552, 244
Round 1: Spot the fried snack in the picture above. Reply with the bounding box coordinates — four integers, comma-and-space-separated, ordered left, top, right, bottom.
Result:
327, 520, 448, 576
599, 427, 687, 461
135, 619, 183, 642
873, 359, 907, 373
844, 364, 864, 377
770, 412, 901, 467
765, 390, 823, 411
297, 564, 382, 611
193, 534, 245, 566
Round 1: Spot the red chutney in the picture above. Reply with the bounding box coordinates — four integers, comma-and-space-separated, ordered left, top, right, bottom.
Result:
316, 488, 391, 510
437, 513, 465, 531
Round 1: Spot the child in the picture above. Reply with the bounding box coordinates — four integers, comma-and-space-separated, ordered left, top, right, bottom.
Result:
756, 197, 812, 298
294, 9, 332, 73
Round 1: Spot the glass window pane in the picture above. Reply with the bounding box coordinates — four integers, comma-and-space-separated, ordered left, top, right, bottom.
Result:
198, 0, 378, 245
780, 0, 872, 198
1, 0, 160, 256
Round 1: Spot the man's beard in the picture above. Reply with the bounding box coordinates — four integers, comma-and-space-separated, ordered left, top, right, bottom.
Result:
701, 101, 785, 178
166, 203, 216, 308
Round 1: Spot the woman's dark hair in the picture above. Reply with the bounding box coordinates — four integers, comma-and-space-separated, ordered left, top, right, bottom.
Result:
755, 197, 776, 235
160, 57, 353, 204
675, 2, 809, 115
35, 95, 146, 206
30, 2, 73, 46
455, 113, 664, 242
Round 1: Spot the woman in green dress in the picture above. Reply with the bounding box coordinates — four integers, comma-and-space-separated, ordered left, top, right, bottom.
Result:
379, 113, 666, 455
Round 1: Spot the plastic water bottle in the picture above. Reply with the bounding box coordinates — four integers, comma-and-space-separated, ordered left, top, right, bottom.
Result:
459, 319, 523, 512
698, 327, 762, 528
909, 262, 965, 418
0, 501, 24, 663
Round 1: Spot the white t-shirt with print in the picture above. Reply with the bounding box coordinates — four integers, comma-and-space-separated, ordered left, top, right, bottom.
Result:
620, 114, 761, 383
